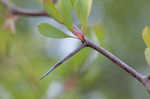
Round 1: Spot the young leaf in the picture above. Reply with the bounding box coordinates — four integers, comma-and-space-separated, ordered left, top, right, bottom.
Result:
59, 0, 73, 30
38, 23, 70, 38
145, 48, 150, 66
93, 25, 105, 47
142, 26, 150, 48
43, 0, 63, 22
74, 0, 93, 32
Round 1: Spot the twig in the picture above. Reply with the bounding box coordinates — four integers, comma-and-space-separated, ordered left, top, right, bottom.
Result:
1, 0, 48, 16
40, 42, 87, 80
85, 38, 150, 93
86, 39, 144, 82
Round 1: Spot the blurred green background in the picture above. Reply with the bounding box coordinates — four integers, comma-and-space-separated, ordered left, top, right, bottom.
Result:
0, 0, 150, 99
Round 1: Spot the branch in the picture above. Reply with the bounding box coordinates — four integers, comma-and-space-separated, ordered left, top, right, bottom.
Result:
2, 0, 150, 94
1, 0, 48, 16
85, 38, 150, 93
40, 42, 87, 80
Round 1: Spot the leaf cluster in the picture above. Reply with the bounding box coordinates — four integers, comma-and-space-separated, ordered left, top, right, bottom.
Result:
38, 0, 93, 39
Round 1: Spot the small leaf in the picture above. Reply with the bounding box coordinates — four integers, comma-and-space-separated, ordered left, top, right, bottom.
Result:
43, 0, 63, 22
142, 26, 150, 48
74, 0, 93, 32
87, 0, 93, 16
38, 23, 70, 38
145, 48, 150, 66
59, 0, 73, 30
93, 25, 105, 47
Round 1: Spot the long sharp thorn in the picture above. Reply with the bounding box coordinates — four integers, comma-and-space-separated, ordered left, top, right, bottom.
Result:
40, 43, 87, 80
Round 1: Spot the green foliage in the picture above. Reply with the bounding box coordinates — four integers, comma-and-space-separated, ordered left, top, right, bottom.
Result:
142, 26, 150, 66
43, 0, 63, 22
38, 23, 71, 38
145, 48, 150, 66
142, 26, 150, 48
58, 0, 73, 31
74, 0, 93, 32
43, 0, 93, 34
93, 25, 105, 47
43, 0, 73, 31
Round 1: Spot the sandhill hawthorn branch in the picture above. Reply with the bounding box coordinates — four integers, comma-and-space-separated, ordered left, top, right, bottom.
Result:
1, 0, 150, 94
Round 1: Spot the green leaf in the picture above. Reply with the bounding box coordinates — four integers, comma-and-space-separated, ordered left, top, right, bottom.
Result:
43, 0, 63, 22
93, 25, 105, 47
142, 26, 150, 48
38, 23, 70, 38
59, 0, 73, 30
74, 0, 93, 31
145, 48, 150, 66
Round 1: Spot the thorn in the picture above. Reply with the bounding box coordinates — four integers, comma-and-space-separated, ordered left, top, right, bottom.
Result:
40, 43, 87, 80
40, 65, 57, 80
